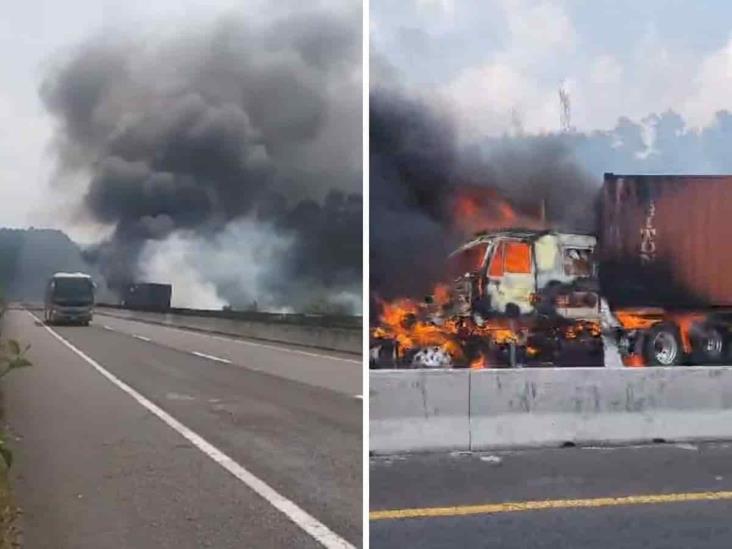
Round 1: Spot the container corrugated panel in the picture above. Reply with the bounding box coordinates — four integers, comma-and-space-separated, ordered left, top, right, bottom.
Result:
600, 173, 732, 308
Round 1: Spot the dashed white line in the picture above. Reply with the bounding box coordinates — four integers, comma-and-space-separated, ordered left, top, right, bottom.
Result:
102, 325, 114, 331
97, 313, 360, 364
27, 310, 353, 549
132, 334, 151, 342
354, 395, 363, 400
192, 351, 232, 364
210, 336, 362, 365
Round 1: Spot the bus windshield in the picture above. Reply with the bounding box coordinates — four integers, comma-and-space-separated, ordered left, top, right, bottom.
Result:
50, 277, 94, 304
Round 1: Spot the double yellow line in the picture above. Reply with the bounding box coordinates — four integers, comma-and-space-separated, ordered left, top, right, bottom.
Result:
370, 490, 732, 521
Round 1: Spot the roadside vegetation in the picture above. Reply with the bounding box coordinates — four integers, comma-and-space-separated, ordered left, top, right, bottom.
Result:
0, 296, 32, 547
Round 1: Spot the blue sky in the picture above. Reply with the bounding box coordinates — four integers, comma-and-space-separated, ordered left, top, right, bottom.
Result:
372, 0, 732, 138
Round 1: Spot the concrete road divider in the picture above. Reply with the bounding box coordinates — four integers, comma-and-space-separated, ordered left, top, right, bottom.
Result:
371, 367, 732, 454
470, 367, 732, 450
95, 306, 361, 354
370, 370, 470, 454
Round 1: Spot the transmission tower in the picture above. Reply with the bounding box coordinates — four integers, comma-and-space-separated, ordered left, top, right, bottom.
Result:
559, 86, 572, 133
510, 107, 523, 136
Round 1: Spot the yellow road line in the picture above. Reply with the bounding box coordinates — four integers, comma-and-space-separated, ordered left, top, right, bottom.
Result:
370, 491, 732, 521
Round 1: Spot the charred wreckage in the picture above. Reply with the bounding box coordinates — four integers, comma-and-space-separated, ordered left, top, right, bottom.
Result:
371, 173, 732, 369
371, 228, 603, 369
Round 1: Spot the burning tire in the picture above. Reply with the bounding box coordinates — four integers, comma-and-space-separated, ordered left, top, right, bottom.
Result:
643, 323, 682, 366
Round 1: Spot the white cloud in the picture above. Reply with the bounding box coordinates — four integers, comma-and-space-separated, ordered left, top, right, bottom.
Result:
437, 0, 577, 138
433, 4, 732, 139
415, 0, 455, 16
441, 62, 557, 138
501, 0, 576, 62
589, 55, 623, 86
0, 91, 52, 227
683, 37, 732, 128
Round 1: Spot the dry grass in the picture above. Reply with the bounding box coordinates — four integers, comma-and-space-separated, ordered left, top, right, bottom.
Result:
0, 458, 19, 548
0, 307, 20, 547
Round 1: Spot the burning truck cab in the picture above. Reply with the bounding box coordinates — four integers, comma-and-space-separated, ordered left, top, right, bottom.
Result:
372, 173, 732, 370
449, 229, 599, 321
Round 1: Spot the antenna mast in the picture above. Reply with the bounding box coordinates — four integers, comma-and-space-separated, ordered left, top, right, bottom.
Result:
559, 86, 573, 133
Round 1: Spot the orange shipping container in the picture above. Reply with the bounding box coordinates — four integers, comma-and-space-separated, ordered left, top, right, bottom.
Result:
600, 173, 732, 308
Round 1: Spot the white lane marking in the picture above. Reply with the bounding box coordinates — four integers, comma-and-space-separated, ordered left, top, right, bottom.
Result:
26, 311, 354, 549
209, 336, 362, 365
102, 325, 114, 331
166, 392, 196, 401
98, 313, 360, 364
100, 318, 362, 395
192, 351, 232, 364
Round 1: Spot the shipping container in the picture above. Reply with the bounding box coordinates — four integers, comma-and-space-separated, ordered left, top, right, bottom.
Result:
121, 283, 172, 311
600, 173, 732, 308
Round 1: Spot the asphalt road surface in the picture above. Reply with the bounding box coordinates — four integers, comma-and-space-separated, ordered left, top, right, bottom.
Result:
1, 308, 361, 548
94, 310, 362, 396
371, 442, 732, 548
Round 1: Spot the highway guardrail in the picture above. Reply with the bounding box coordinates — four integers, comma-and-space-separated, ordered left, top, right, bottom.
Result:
95, 305, 361, 354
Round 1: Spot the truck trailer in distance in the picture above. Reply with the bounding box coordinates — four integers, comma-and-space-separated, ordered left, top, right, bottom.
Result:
44, 272, 95, 325
121, 283, 172, 312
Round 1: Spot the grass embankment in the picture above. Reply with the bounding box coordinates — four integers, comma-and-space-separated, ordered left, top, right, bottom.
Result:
0, 442, 18, 548
0, 306, 20, 547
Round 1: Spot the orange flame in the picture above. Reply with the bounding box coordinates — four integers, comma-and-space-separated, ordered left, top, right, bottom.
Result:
372, 296, 465, 362
372, 288, 536, 367
470, 355, 488, 369
452, 186, 544, 236
614, 309, 704, 356
371, 186, 596, 368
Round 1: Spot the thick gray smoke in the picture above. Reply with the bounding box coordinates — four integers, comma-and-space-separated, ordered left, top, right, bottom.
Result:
372, 84, 732, 306
370, 88, 597, 302
41, 6, 361, 313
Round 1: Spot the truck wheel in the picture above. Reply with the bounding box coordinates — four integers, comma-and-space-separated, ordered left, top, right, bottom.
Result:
691, 327, 724, 365
370, 342, 397, 369
643, 323, 682, 366
409, 346, 454, 369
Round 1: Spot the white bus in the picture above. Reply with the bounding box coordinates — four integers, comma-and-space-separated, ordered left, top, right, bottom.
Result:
44, 272, 95, 325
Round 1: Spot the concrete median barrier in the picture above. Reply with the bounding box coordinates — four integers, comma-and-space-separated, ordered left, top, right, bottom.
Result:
371, 367, 732, 453
94, 306, 361, 354
470, 367, 732, 449
370, 370, 470, 454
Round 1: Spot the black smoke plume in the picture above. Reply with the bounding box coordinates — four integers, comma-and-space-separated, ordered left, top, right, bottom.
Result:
372, 82, 732, 309
41, 6, 361, 312
370, 88, 597, 302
